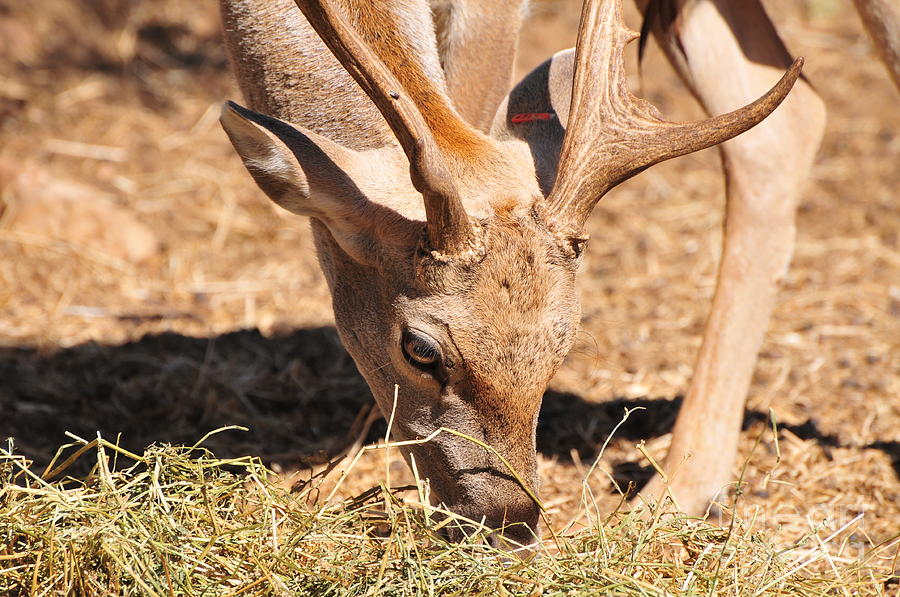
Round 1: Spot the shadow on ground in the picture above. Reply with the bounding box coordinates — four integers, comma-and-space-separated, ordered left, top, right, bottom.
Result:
3, 327, 897, 485
1, 328, 368, 475
541, 391, 900, 491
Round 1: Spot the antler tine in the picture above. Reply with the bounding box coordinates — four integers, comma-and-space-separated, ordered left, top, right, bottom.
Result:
292, 0, 477, 258
546, 0, 803, 233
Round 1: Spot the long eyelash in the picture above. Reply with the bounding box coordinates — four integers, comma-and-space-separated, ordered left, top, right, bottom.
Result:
408, 339, 438, 361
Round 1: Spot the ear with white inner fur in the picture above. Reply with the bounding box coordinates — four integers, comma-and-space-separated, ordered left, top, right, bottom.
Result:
220, 101, 420, 263
489, 49, 575, 197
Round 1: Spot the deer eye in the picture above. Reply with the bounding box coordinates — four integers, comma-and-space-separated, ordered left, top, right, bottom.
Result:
401, 329, 442, 369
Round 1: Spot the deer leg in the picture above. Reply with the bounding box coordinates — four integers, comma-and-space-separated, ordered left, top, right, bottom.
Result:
853, 0, 900, 91
634, 0, 826, 515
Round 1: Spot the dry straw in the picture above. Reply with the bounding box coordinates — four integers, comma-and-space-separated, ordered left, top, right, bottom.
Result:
0, 423, 892, 596
1, 0, 898, 594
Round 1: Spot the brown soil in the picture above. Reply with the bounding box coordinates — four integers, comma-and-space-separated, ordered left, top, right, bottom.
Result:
1, 0, 897, 576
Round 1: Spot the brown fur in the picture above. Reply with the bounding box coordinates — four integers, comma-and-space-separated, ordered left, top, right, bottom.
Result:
218, 0, 897, 543
853, 0, 900, 90
219, 1, 567, 544
431, 0, 529, 131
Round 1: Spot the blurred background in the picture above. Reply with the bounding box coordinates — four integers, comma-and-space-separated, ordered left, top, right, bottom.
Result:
0, 0, 897, 562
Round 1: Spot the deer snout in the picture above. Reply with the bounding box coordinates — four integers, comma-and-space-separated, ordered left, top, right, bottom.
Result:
438, 474, 542, 552
484, 496, 542, 555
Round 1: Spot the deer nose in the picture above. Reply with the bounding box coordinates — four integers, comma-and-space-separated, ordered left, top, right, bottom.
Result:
484, 496, 542, 553
438, 490, 541, 553
486, 523, 541, 556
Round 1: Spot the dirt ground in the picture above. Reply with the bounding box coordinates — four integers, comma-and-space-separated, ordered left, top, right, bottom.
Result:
1, 0, 897, 577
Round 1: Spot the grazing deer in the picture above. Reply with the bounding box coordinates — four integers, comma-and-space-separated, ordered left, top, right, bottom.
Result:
218, 0, 898, 545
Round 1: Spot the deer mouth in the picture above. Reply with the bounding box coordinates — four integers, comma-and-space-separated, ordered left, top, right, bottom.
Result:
434, 486, 542, 553
418, 454, 542, 550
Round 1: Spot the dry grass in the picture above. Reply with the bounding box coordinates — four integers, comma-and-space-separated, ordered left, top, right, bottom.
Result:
1, 427, 894, 595
0, 0, 898, 593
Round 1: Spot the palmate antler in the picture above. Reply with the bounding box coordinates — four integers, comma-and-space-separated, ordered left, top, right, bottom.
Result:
293, 0, 802, 254
547, 0, 803, 234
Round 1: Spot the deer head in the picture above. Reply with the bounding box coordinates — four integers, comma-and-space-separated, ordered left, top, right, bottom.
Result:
219, 0, 801, 546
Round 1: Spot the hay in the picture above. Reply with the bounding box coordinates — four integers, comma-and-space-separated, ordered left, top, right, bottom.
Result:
0, 0, 898, 593
1, 430, 893, 595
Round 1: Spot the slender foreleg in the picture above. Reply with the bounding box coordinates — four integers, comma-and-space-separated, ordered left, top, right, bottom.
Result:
634, 0, 827, 515
853, 0, 900, 91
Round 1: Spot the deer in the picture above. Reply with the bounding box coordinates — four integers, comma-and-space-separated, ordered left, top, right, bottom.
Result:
216, 0, 900, 547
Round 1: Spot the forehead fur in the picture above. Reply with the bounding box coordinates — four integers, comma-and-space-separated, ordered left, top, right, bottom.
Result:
448, 216, 579, 421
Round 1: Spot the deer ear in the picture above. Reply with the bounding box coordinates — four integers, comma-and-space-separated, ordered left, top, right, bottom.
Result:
220, 101, 418, 262
489, 49, 575, 197
221, 100, 354, 217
